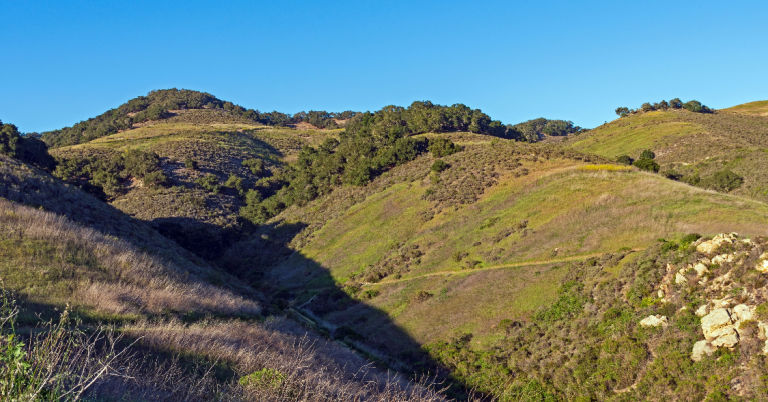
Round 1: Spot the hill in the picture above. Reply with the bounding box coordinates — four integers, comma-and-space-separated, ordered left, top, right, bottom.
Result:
13, 92, 768, 399
47, 99, 340, 258
232, 134, 768, 398
567, 104, 768, 202
0, 153, 441, 400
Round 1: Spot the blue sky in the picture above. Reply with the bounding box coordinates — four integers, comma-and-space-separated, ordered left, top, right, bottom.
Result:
1, 1, 767, 132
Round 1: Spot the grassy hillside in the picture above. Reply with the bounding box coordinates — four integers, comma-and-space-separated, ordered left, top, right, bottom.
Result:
0, 153, 441, 400
568, 106, 768, 202
723, 100, 768, 116
249, 136, 768, 393
49, 108, 338, 258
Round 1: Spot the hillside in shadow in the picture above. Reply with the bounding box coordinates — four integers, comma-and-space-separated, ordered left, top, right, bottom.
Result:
223, 222, 482, 399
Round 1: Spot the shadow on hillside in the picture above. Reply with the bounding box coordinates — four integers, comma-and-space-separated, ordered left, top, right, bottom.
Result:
225, 222, 483, 399
152, 217, 246, 261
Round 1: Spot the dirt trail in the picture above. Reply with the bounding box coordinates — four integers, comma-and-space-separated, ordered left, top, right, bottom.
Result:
363, 249, 643, 287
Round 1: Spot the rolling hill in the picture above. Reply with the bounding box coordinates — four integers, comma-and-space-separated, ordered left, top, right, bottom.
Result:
568, 104, 768, 202
46, 92, 340, 258
0, 152, 437, 400
9, 92, 768, 399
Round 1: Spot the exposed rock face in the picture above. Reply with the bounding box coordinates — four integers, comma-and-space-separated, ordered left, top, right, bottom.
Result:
691, 340, 716, 361
652, 233, 768, 362
695, 232, 738, 256
695, 304, 708, 317
701, 308, 733, 340
640, 315, 668, 328
756, 252, 768, 273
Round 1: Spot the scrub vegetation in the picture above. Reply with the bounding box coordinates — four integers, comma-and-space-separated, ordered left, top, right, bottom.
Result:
5, 90, 768, 400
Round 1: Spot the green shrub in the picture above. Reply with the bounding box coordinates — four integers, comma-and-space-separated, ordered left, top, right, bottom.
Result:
633, 157, 660, 172
238, 368, 286, 390
91, 170, 122, 198
142, 170, 167, 188
683, 100, 712, 113
195, 173, 220, 193
122, 149, 160, 178
428, 137, 461, 157
616, 155, 634, 165
183, 158, 198, 170
224, 174, 245, 196
705, 169, 744, 192
242, 158, 265, 176
362, 289, 380, 299
431, 159, 449, 173
640, 149, 656, 160
0, 121, 56, 170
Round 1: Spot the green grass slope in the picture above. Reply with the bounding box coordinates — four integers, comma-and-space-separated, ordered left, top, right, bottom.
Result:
0, 153, 436, 400
256, 137, 768, 371
723, 100, 768, 116
568, 105, 768, 202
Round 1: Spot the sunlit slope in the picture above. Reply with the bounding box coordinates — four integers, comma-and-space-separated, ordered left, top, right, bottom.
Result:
0, 153, 259, 320
723, 100, 768, 116
265, 139, 768, 352
569, 106, 768, 202
49, 109, 339, 256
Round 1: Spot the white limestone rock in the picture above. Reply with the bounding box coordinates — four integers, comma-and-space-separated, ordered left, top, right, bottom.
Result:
640, 315, 669, 328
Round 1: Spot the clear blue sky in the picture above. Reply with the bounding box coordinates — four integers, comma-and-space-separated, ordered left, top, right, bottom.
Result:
1, 1, 767, 132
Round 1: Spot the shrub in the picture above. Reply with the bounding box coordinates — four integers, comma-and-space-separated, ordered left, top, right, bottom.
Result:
428, 137, 461, 157
640, 149, 656, 160
91, 170, 122, 198
0, 290, 129, 399
183, 158, 198, 170
242, 158, 265, 176
362, 289, 380, 299
224, 174, 245, 196
633, 158, 660, 172
683, 100, 712, 113
705, 169, 744, 192
615, 107, 631, 117
0, 121, 56, 170
413, 290, 434, 302
142, 170, 167, 188
195, 173, 220, 193
616, 155, 634, 165
122, 149, 161, 178
431, 159, 449, 173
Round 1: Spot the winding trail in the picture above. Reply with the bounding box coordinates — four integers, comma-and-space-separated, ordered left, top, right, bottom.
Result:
362, 249, 644, 287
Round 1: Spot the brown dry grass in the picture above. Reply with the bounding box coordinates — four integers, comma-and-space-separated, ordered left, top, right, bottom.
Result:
123, 317, 448, 401
0, 198, 259, 317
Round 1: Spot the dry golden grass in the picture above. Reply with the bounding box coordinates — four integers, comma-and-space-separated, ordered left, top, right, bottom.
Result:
0, 198, 259, 317
124, 317, 448, 401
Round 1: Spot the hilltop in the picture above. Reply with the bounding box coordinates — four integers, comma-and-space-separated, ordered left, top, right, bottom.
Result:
6, 92, 768, 399
568, 101, 768, 202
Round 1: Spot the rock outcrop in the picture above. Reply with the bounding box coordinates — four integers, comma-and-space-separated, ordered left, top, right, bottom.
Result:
640, 314, 668, 328
647, 233, 768, 361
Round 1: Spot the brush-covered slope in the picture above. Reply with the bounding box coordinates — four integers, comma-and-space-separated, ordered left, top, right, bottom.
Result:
0, 153, 439, 400
251, 135, 768, 382
47, 92, 339, 257
568, 104, 768, 201
0, 152, 259, 319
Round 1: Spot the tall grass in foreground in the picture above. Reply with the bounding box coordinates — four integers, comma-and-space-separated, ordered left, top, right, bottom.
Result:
0, 287, 132, 400
0, 198, 259, 317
